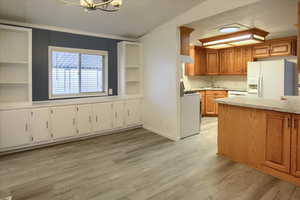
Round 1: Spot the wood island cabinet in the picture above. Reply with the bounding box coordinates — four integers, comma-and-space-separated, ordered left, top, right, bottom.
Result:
264, 112, 291, 173
218, 104, 300, 187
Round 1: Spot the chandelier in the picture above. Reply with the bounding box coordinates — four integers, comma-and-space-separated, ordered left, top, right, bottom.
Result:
60, 0, 123, 12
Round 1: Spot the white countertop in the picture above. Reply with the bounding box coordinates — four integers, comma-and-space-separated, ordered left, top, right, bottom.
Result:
216, 97, 300, 114
0, 95, 143, 111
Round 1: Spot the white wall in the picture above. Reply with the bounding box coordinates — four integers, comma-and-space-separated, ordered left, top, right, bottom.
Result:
140, 0, 261, 141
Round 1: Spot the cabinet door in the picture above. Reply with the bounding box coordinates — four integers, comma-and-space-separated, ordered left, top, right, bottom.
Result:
270, 42, 292, 56
186, 46, 207, 76
253, 45, 270, 58
205, 94, 216, 115
93, 102, 113, 132
264, 112, 291, 173
0, 110, 31, 148
219, 49, 234, 74
30, 108, 51, 143
125, 99, 142, 126
206, 50, 219, 74
113, 102, 125, 129
242, 46, 253, 74
77, 104, 93, 135
50, 106, 77, 139
214, 93, 228, 115
292, 115, 300, 177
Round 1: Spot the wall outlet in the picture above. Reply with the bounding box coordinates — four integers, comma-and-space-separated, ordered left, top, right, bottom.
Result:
108, 88, 113, 95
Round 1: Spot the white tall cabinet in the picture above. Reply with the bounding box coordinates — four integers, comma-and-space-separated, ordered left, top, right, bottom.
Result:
0, 24, 32, 105
118, 42, 143, 97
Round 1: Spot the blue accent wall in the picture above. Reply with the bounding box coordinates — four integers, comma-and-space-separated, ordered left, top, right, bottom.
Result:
32, 28, 120, 101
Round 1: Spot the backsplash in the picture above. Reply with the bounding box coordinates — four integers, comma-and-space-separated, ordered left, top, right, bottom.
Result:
183, 75, 247, 91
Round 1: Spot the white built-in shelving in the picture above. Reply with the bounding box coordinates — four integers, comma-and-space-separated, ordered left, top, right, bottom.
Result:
118, 41, 143, 97
0, 24, 32, 105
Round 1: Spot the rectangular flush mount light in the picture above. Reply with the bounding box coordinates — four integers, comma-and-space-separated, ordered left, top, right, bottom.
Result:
199, 28, 269, 49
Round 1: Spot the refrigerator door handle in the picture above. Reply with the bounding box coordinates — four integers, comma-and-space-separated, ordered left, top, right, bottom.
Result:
260, 76, 263, 97
258, 76, 261, 97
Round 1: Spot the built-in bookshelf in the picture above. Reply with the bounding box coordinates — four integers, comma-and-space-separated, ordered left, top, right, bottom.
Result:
0, 24, 32, 105
118, 41, 143, 96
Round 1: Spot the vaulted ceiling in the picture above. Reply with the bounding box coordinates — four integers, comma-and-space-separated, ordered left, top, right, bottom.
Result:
0, 0, 203, 38
186, 0, 298, 45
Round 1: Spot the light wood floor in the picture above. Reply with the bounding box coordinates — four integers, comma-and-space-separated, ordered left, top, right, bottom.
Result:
1, 118, 300, 200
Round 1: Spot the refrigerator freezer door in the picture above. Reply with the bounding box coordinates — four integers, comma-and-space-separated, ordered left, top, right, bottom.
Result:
247, 62, 261, 96
260, 60, 285, 99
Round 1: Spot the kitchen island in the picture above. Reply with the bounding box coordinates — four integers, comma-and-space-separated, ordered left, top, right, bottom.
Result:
216, 97, 300, 187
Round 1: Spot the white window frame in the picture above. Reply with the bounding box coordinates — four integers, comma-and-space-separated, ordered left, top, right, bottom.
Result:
48, 46, 109, 99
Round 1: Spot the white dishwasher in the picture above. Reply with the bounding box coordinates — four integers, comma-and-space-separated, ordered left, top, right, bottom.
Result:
180, 93, 201, 138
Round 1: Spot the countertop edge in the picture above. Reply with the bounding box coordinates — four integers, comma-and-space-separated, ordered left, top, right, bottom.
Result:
216, 98, 300, 115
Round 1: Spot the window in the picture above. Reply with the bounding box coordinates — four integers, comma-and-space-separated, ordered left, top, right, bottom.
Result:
49, 47, 108, 99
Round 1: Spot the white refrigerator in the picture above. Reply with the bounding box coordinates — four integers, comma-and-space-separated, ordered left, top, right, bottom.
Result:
247, 59, 298, 99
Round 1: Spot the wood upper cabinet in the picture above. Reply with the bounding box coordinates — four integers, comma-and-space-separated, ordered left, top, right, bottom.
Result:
253, 45, 270, 58
292, 115, 300, 177
185, 46, 206, 76
264, 112, 291, 174
219, 48, 234, 74
270, 41, 293, 56
180, 26, 194, 56
253, 37, 297, 58
206, 50, 219, 75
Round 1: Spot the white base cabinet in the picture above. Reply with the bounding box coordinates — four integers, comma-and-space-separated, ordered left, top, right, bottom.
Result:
0, 110, 31, 148
112, 102, 125, 129
76, 104, 93, 135
30, 108, 51, 143
0, 98, 143, 152
93, 102, 113, 132
50, 106, 77, 139
125, 99, 142, 126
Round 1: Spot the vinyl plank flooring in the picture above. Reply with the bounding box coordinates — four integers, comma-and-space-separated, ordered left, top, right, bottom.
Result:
0, 118, 299, 200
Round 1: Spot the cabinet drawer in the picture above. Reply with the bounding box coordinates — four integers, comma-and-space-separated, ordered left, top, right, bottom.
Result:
206, 90, 227, 96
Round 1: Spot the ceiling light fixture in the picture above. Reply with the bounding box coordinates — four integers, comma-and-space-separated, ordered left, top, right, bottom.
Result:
219, 26, 240, 33
59, 0, 123, 12
199, 28, 269, 49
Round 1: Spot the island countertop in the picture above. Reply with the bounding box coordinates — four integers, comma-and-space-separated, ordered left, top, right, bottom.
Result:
215, 97, 300, 114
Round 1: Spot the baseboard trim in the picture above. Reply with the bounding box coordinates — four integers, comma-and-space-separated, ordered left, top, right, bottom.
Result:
0, 125, 143, 156
143, 125, 179, 141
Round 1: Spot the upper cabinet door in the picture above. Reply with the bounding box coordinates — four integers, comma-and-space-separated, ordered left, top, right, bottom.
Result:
77, 104, 93, 135
243, 46, 253, 74
30, 108, 51, 143
92, 102, 113, 132
206, 50, 219, 75
113, 102, 125, 129
186, 46, 207, 76
0, 109, 31, 148
50, 106, 77, 139
125, 99, 142, 126
292, 115, 300, 177
270, 42, 292, 56
219, 48, 234, 74
264, 112, 291, 174
253, 45, 270, 58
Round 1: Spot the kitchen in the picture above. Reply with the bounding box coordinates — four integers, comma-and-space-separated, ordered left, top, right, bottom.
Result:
180, 0, 300, 188
180, 0, 298, 121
